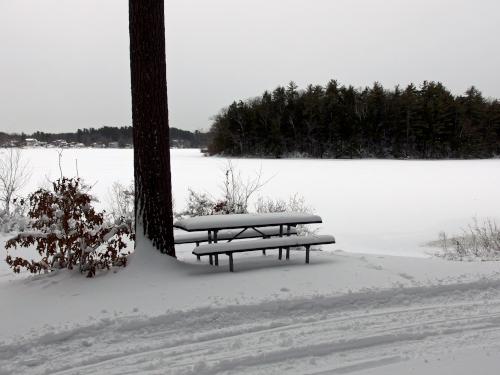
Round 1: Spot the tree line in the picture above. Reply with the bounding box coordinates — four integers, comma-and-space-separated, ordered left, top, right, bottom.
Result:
1, 126, 209, 148
208, 80, 500, 159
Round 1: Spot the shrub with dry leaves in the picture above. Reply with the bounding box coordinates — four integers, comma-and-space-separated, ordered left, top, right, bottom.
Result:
5, 178, 134, 277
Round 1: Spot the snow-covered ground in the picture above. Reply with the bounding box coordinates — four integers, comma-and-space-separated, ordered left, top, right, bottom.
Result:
1, 149, 500, 374
3, 237, 500, 374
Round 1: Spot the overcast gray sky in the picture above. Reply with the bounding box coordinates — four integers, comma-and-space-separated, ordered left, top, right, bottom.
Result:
1, 0, 499, 134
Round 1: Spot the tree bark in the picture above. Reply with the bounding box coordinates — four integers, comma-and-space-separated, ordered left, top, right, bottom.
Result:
129, 0, 175, 256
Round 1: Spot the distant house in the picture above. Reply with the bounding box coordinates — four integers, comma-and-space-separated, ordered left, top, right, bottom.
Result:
25, 138, 38, 147
171, 139, 191, 148
107, 141, 119, 148
2, 140, 19, 148
51, 139, 68, 148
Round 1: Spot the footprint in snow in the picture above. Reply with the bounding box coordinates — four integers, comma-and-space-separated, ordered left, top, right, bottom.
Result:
366, 263, 384, 270
398, 273, 414, 280
81, 340, 93, 347
231, 338, 243, 349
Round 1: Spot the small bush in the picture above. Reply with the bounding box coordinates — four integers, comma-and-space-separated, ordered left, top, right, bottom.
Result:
181, 162, 268, 216
184, 188, 217, 217
107, 181, 135, 229
255, 194, 316, 235
0, 198, 29, 233
5, 178, 134, 277
436, 218, 500, 261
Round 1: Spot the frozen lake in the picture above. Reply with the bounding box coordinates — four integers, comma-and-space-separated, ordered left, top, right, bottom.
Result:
15, 148, 500, 257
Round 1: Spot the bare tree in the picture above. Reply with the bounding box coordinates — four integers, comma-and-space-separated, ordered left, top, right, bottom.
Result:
129, 0, 175, 256
218, 161, 268, 214
0, 148, 31, 214
181, 162, 271, 216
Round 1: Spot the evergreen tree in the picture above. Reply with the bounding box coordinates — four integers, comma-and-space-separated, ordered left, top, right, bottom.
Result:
208, 79, 499, 159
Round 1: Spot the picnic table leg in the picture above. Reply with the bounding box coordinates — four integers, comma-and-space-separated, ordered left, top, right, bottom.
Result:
213, 230, 219, 266
228, 252, 234, 272
287, 225, 292, 259
279, 225, 283, 259
196, 242, 201, 261
209, 255, 213, 265
305, 245, 310, 264
262, 250, 266, 255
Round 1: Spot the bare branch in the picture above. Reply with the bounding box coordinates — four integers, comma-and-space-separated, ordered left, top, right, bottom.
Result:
0, 148, 32, 214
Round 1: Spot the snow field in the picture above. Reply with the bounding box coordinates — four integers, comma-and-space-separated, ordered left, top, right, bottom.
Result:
15, 148, 500, 257
2, 149, 500, 374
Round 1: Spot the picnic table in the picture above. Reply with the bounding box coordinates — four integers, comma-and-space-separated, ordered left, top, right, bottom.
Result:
173, 212, 335, 272
175, 212, 321, 239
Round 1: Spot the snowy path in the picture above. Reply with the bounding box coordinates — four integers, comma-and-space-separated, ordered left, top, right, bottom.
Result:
3, 277, 500, 375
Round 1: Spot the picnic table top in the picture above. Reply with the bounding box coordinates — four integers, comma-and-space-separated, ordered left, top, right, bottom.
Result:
173, 212, 322, 232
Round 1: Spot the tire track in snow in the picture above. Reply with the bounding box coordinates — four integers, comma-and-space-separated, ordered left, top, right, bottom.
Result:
45, 304, 500, 375
3, 279, 500, 374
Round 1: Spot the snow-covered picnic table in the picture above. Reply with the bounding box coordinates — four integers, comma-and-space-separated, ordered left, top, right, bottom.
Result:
174, 212, 335, 272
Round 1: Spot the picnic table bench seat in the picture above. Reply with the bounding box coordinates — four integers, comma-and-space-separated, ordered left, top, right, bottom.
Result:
174, 226, 298, 245
194, 234, 336, 272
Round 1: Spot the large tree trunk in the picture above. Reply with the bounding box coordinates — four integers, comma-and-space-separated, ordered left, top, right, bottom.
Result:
129, 0, 175, 256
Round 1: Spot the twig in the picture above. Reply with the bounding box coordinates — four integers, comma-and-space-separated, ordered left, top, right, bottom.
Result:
57, 149, 64, 179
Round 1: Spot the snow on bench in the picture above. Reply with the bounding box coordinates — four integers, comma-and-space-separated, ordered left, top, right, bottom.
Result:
174, 226, 298, 245
194, 235, 335, 255
194, 234, 336, 272
174, 212, 322, 231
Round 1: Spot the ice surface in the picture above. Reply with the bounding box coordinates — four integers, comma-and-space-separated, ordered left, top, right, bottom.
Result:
14, 148, 500, 257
